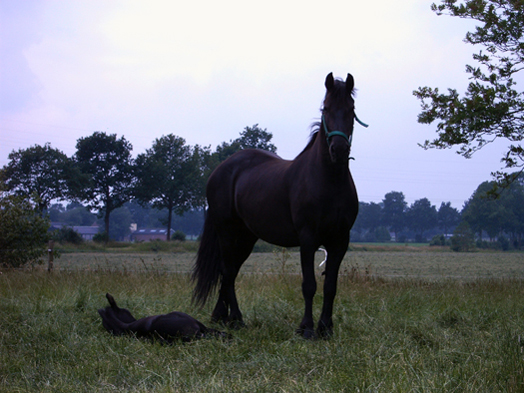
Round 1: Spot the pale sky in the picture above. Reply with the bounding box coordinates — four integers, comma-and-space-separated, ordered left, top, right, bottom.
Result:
0, 0, 509, 209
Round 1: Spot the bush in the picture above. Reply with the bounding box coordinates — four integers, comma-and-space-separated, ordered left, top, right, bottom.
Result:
93, 231, 109, 243
52, 227, 84, 245
0, 193, 51, 267
430, 234, 446, 246
497, 236, 510, 251
171, 230, 186, 242
450, 222, 476, 252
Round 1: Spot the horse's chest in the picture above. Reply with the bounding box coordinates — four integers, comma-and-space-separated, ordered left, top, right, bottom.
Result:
296, 187, 355, 229
321, 201, 353, 228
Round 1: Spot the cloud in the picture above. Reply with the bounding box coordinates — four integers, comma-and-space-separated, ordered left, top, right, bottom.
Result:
0, 1, 46, 112
0, 0, 500, 208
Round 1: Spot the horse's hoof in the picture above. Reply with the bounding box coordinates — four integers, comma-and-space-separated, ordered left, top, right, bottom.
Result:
295, 327, 317, 340
227, 319, 246, 330
316, 327, 333, 340
316, 320, 333, 339
210, 314, 228, 325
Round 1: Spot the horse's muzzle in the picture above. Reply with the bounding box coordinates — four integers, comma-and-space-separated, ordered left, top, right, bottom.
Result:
329, 140, 350, 164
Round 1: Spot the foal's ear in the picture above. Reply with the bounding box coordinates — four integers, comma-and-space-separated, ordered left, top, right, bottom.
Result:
325, 72, 335, 91
346, 73, 354, 95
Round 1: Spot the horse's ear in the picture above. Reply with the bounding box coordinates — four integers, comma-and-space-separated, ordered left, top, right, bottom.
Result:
325, 72, 335, 91
346, 73, 354, 95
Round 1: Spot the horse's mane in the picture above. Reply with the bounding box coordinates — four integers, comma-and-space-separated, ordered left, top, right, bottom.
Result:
296, 122, 321, 158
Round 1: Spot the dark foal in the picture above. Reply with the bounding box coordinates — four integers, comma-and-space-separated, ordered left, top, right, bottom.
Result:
98, 293, 230, 342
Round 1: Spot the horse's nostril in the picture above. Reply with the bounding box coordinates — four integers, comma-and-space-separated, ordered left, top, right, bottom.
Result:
329, 141, 350, 163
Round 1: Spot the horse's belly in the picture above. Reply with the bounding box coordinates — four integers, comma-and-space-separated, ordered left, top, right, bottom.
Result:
234, 190, 299, 246
241, 205, 299, 246
257, 227, 300, 248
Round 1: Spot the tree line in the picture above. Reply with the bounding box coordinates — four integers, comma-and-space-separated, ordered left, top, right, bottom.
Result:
2, 123, 524, 261
47, 176, 524, 250
352, 175, 524, 250
46, 201, 205, 242
0, 125, 276, 242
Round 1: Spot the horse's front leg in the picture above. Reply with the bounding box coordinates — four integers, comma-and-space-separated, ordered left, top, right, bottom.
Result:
297, 245, 318, 339
317, 243, 347, 338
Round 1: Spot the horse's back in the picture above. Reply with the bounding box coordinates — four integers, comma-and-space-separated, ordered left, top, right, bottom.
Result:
207, 149, 289, 206
207, 149, 298, 244
211, 149, 283, 178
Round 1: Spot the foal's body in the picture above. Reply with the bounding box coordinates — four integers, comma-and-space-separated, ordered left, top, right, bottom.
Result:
98, 293, 229, 342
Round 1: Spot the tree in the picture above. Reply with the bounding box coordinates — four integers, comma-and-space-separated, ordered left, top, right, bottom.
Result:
406, 198, 438, 241
210, 124, 277, 170
105, 206, 132, 241
352, 201, 383, 241
462, 180, 502, 239
236, 124, 277, 152
374, 226, 392, 243
134, 135, 203, 240
463, 173, 524, 246
498, 173, 524, 246
72, 132, 134, 239
199, 125, 277, 215
359, 202, 383, 231
451, 221, 476, 252
49, 202, 97, 227
414, 1, 524, 186
0, 143, 71, 213
382, 191, 407, 241
437, 202, 461, 235
0, 189, 51, 267
63, 202, 97, 226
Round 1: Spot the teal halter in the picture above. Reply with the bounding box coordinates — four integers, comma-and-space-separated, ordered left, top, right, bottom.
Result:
355, 114, 369, 128
323, 113, 368, 146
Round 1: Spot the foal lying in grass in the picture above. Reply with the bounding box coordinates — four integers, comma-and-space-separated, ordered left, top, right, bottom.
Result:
98, 293, 231, 342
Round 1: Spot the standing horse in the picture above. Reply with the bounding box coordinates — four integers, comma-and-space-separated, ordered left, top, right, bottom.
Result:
192, 73, 360, 339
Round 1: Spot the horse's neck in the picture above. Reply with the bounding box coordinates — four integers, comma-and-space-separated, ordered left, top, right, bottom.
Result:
297, 133, 349, 179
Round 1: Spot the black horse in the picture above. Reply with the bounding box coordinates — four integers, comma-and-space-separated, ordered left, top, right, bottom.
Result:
192, 73, 360, 339
98, 293, 230, 342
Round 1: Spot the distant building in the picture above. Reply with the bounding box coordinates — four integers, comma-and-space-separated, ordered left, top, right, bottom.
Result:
131, 228, 171, 242
50, 222, 100, 241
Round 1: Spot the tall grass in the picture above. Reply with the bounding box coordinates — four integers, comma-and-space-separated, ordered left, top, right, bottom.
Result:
1, 263, 524, 392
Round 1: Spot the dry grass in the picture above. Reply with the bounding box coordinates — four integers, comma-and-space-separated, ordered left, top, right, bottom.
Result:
53, 249, 524, 280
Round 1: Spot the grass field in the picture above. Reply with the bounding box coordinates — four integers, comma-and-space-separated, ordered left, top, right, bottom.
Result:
1, 250, 524, 392
54, 248, 524, 280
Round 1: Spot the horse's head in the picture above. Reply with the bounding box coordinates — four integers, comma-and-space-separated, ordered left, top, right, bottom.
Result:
322, 73, 355, 164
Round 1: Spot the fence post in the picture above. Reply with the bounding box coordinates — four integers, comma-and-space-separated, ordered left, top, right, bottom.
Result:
48, 240, 54, 272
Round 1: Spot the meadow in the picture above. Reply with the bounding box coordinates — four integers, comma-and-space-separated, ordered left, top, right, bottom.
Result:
1, 248, 524, 392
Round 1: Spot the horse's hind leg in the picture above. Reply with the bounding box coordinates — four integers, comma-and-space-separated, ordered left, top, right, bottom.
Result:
212, 227, 257, 327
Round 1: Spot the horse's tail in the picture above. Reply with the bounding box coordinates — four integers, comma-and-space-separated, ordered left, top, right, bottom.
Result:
192, 213, 222, 307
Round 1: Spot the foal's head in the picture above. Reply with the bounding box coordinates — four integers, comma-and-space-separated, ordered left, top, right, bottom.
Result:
322, 73, 355, 164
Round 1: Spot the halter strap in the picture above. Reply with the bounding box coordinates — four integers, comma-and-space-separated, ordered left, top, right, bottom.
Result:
322, 112, 368, 146
323, 115, 351, 145
355, 114, 369, 128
